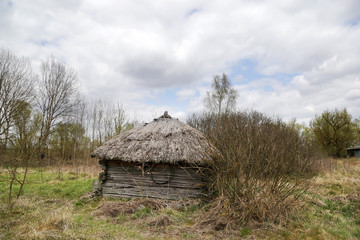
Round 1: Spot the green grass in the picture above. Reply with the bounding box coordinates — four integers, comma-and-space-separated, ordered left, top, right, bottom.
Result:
0, 170, 93, 202
130, 207, 152, 219
0, 159, 359, 239
0, 168, 211, 239
0, 169, 149, 239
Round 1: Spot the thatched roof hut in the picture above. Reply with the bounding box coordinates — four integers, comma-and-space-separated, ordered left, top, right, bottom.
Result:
92, 111, 219, 200
347, 143, 360, 158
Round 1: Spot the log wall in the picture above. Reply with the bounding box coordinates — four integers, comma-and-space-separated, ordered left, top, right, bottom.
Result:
99, 160, 206, 200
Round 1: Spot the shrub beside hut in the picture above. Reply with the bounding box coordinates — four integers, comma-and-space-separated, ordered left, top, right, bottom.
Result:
91, 112, 219, 200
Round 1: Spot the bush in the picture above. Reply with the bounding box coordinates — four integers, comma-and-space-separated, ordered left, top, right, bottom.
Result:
188, 111, 316, 224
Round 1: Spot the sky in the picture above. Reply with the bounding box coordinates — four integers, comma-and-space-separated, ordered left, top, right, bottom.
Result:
1, 0, 360, 123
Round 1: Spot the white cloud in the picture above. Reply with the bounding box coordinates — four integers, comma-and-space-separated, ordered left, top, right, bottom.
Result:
0, 0, 359, 123
176, 89, 197, 101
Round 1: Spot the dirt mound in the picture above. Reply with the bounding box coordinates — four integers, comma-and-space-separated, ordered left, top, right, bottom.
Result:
93, 199, 167, 218
198, 218, 228, 231
137, 199, 164, 210
148, 215, 171, 228
93, 202, 137, 218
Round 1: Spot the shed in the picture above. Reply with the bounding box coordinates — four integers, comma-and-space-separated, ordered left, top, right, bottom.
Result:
347, 143, 360, 158
91, 112, 219, 200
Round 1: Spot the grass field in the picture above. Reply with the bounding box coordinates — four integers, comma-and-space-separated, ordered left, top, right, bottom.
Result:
0, 158, 359, 239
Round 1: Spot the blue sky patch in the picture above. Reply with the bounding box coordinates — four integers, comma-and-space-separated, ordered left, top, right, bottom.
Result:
348, 15, 360, 26
33, 40, 52, 47
229, 59, 297, 86
229, 59, 262, 84
186, 8, 199, 17
147, 88, 191, 111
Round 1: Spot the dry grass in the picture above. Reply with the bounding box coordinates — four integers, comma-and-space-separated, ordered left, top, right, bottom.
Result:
1, 158, 359, 239
261, 158, 360, 239
44, 158, 102, 179
312, 158, 360, 196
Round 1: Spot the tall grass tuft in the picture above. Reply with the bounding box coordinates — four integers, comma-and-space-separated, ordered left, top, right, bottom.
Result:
188, 111, 317, 224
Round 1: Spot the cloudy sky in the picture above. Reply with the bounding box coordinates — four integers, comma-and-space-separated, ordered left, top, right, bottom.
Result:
1, 0, 360, 123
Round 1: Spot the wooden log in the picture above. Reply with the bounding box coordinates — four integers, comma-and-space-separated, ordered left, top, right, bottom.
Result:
106, 177, 205, 188
103, 180, 206, 190
100, 160, 208, 199
105, 165, 205, 188
107, 169, 204, 180
106, 171, 204, 183
102, 185, 203, 200
106, 166, 204, 179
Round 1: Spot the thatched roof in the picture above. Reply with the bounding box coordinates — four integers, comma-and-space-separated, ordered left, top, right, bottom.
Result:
91, 112, 219, 165
347, 143, 360, 150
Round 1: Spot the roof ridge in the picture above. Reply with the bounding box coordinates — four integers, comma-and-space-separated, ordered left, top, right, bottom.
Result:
153, 111, 172, 121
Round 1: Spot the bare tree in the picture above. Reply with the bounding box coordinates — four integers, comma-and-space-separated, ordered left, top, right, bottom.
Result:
36, 56, 79, 158
86, 98, 133, 151
96, 99, 105, 145
7, 101, 40, 203
113, 103, 128, 135
73, 95, 89, 158
89, 100, 98, 150
105, 102, 131, 140
0, 48, 37, 206
0, 48, 34, 154
204, 73, 238, 116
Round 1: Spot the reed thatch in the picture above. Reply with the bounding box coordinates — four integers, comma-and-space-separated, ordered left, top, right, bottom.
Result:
347, 143, 360, 150
91, 112, 219, 165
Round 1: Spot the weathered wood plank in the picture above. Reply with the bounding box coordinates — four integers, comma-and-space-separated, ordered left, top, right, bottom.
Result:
107, 166, 203, 179
106, 165, 203, 175
105, 177, 205, 187
100, 161, 207, 199
107, 174, 203, 184
106, 167, 204, 179
102, 186, 202, 194
105, 168, 205, 188
103, 180, 205, 190
103, 192, 202, 200
106, 178, 204, 187
102, 185, 203, 200
106, 171, 203, 181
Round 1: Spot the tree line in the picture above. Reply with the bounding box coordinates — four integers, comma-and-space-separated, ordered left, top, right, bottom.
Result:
202, 73, 360, 158
0, 48, 135, 168
1, 48, 359, 167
